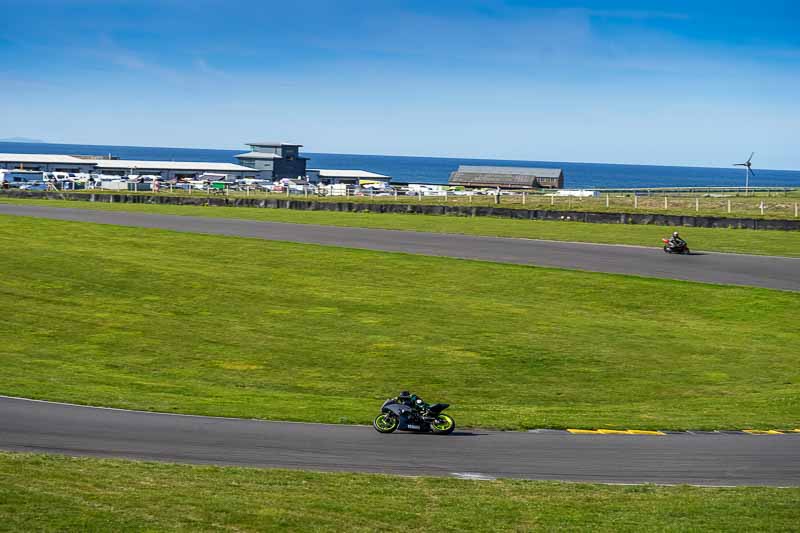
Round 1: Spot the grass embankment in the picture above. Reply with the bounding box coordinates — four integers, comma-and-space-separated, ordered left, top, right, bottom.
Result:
2, 197, 800, 257
2, 453, 798, 532
1, 215, 798, 430
18, 187, 800, 219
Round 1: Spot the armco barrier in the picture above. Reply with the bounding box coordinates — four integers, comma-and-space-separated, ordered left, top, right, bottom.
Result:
3, 190, 800, 231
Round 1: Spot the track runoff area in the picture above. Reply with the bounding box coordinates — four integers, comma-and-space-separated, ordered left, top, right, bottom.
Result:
0, 204, 798, 487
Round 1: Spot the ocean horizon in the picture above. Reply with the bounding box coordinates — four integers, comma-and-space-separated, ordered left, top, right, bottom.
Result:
3, 141, 800, 190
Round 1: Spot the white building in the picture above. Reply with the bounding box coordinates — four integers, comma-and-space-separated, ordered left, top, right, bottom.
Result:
0, 153, 259, 180
307, 169, 391, 186
92, 159, 258, 180
0, 154, 96, 173
0, 145, 394, 185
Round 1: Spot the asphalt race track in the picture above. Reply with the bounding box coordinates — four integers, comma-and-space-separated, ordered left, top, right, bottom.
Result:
1, 204, 798, 291
1, 397, 798, 486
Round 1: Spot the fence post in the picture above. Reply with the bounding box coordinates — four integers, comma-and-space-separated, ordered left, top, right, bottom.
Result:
418, 191, 422, 202
795, 203, 798, 217
550, 195, 554, 206
522, 191, 527, 205
394, 190, 398, 200
469, 194, 472, 204
760, 201, 765, 215
695, 198, 699, 212
727, 199, 731, 213
304, 187, 308, 198
494, 193, 500, 205
444, 190, 448, 202
606, 194, 609, 208
664, 196, 668, 209
634, 195, 638, 208
286, 187, 290, 198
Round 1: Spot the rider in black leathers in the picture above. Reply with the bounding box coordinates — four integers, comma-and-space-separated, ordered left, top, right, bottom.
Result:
668, 231, 686, 249
396, 391, 430, 413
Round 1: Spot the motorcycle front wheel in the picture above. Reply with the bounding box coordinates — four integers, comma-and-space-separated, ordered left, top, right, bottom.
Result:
431, 414, 456, 435
373, 413, 399, 433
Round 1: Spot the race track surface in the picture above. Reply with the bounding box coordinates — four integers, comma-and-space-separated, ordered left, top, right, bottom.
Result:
1, 397, 798, 486
1, 203, 798, 291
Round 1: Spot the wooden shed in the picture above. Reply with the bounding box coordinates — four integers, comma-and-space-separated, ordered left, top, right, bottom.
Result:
448, 165, 564, 189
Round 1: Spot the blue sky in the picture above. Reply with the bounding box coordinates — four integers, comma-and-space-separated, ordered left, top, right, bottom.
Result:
1, 0, 799, 168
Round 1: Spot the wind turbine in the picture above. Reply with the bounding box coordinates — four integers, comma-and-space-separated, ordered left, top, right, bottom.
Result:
733, 152, 755, 195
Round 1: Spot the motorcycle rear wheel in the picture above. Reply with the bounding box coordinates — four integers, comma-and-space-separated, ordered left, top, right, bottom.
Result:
431, 414, 456, 435
373, 413, 399, 433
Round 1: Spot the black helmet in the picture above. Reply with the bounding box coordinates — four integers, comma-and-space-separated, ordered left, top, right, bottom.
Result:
399, 391, 411, 398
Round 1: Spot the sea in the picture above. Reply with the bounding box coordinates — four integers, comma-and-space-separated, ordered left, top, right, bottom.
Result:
3, 141, 800, 189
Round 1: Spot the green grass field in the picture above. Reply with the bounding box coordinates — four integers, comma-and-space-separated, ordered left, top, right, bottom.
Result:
1, 215, 798, 430
2, 196, 800, 257
2, 453, 798, 532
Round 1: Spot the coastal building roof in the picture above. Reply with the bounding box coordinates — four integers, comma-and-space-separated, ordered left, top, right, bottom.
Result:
93, 159, 256, 171
310, 169, 390, 179
0, 153, 91, 164
449, 165, 564, 189
247, 142, 303, 147
454, 165, 563, 178
234, 151, 283, 160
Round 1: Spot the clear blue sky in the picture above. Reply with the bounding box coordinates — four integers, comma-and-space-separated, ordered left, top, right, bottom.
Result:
1, 0, 799, 168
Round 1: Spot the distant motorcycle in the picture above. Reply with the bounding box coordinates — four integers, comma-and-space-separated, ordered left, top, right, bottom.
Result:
373, 398, 455, 435
662, 238, 690, 254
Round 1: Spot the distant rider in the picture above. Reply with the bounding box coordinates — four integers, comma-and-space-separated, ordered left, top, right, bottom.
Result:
396, 391, 430, 413
668, 231, 686, 249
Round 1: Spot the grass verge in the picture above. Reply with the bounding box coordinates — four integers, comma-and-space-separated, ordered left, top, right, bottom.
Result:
1, 197, 800, 257
1, 215, 798, 430
1, 453, 798, 532
9, 188, 800, 218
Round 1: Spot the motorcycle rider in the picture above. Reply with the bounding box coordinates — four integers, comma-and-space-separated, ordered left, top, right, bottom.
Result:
397, 391, 430, 413
668, 231, 686, 250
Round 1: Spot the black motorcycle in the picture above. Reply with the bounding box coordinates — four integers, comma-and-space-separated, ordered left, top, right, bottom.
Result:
662, 238, 690, 254
373, 398, 455, 435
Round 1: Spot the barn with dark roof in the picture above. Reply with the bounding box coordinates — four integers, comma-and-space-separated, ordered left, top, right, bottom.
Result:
448, 165, 564, 189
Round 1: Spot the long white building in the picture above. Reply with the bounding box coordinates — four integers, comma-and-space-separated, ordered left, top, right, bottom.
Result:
0, 153, 261, 180
0, 154, 97, 174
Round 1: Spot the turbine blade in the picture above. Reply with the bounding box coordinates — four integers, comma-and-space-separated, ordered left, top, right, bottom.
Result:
749, 168, 756, 177
733, 163, 746, 166
747, 152, 754, 163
